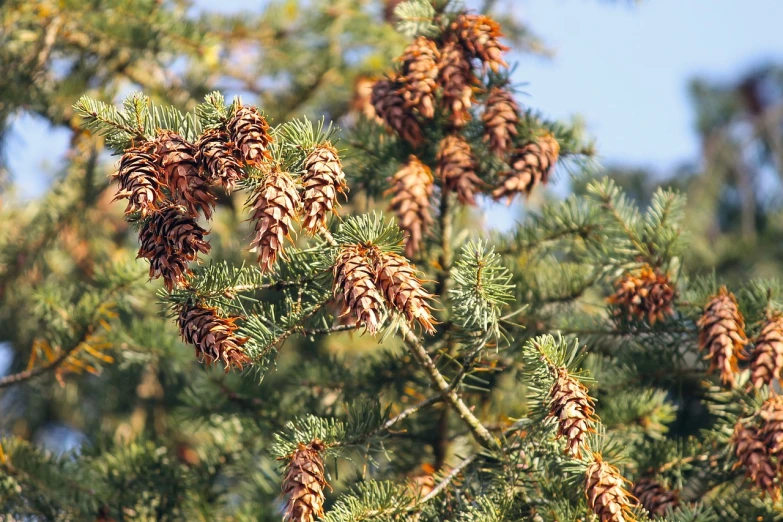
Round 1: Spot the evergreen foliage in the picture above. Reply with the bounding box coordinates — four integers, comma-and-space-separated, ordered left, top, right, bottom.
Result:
2, 1, 782, 521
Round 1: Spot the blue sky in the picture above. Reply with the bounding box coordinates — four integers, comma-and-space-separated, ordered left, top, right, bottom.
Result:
7, 0, 783, 198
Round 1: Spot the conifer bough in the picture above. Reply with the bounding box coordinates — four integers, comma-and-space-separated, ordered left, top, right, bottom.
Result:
58, 2, 783, 519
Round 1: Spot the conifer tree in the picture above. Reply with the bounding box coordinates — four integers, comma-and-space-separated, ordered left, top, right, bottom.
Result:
3, 2, 783, 521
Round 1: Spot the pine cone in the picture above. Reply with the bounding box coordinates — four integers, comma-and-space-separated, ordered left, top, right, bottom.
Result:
248, 171, 300, 272
137, 206, 211, 291
301, 144, 347, 234
371, 76, 423, 146
437, 134, 481, 205
333, 245, 385, 334
155, 130, 216, 219
760, 395, 783, 456
751, 314, 783, 389
387, 156, 434, 257
549, 368, 596, 458
112, 144, 163, 216
492, 132, 559, 203
631, 478, 679, 517
352, 76, 384, 123
281, 440, 329, 522
373, 251, 436, 334
227, 105, 272, 166
732, 422, 778, 497
177, 301, 250, 370
585, 455, 635, 522
483, 87, 519, 157
398, 36, 439, 119
437, 36, 474, 127
451, 13, 509, 72
608, 265, 676, 325
195, 129, 245, 192
697, 287, 748, 387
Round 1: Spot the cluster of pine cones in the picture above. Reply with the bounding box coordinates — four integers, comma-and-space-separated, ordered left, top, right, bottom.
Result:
110, 102, 351, 368
368, 13, 561, 257
732, 395, 783, 498
112, 105, 275, 368
333, 244, 435, 335
696, 286, 783, 389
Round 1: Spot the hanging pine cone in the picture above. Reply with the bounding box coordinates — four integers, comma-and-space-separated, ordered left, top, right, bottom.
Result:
492, 131, 560, 203
760, 395, 783, 456
333, 245, 385, 334
371, 76, 423, 146
112, 144, 163, 216
226, 105, 272, 166
372, 251, 436, 334
248, 170, 300, 272
195, 129, 245, 192
281, 440, 329, 522
549, 368, 596, 458
482, 87, 519, 157
301, 143, 347, 234
608, 265, 676, 325
697, 287, 748, 387
155, 130, 216, 219
451, 13, 509, 72
585, 455, 636, 522
631, 478, 679, 517
137, 206, 211, 291
437, 36, 474, 127
398, 36, 439, 119
436, 134, 482, 205
387, 156, 434, 257
751, 314, 783, 389
732, 422, 778, 497
177, 301, 250, 370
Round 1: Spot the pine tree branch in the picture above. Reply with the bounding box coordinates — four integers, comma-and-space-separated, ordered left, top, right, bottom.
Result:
398, 322, 500, 450
317, 224, 497, 448
0, 325, 95, 390
0, 277, 138, 390
412, 453, 478, 508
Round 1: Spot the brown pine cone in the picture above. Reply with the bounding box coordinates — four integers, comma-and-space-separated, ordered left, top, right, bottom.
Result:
387, 156, 434, 257
155, 130, 216, 219
436, 134, 481, 205
177, 301, 250, 370
301, 144, 347, 234
631, 478, 679, 517
137, 206, 211, 291
437, 36, 474, 127
226, 105, 272, 166
371, 76, 424, 146
697, 287, 748, 387
248, 170, 300, 272
451, 13, 509, 72
281, 440, 329, 522
732, 422, 778, 497
760, 395, 783, 456
398, 36, 439, 119
751, 314, 783, 389
333, 245, 385, 334
195, 129, 245, 192
492, 132, 560, 203
549, 368, 596, 458
372, 250, 436, 334
483, 87, 519, 157
608, 265, 676, 325
112, 143, 164, 216
585, 455, 636, 522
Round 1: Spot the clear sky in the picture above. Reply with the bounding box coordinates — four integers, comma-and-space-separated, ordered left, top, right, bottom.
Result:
7, 0, 783, 199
